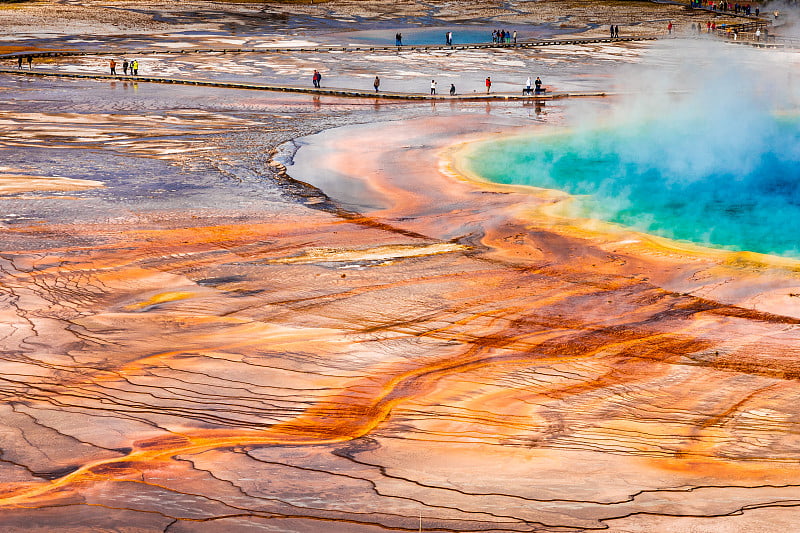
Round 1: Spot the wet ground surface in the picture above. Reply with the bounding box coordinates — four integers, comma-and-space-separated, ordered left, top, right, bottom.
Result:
2, 1, 800, 532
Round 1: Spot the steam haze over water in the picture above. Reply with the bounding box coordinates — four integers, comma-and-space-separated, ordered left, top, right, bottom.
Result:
465, 39, 800, 258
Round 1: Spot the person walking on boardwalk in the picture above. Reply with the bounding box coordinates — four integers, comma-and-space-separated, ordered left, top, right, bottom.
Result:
535, 76, 543, 94
312, 70, 321, 88
450, 83, 456, 96
610, 24, 615, 38
131, 59, 138, 75
109, 59, 116, 75
123, 59, 129, 75
614, 25, 619, 38
485, 76, 492, 93
525, 76, 532, 95
374, 76, 380, 92
513, 30, 517, 43
17, 56, 22, 69
667, 21, 673, 34
396, 32, 402, 47
26, 55, 32, 69
430, 79, 437, 95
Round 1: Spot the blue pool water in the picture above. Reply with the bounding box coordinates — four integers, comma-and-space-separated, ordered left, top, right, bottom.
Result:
344, 25, 549, 46
464, 117, 800, 258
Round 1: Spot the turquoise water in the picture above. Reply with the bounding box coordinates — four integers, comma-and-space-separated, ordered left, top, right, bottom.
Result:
465, 117, 800, 258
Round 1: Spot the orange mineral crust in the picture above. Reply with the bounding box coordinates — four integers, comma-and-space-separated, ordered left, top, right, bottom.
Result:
1, 114, 800, 532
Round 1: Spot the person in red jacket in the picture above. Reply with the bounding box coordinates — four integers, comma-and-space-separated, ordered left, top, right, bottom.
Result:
485, 76, 492, 93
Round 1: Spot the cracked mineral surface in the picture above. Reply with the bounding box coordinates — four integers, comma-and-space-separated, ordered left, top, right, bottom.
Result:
1, 1, 800, 532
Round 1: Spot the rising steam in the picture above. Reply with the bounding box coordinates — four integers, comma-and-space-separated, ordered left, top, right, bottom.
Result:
468, 38, 800, 258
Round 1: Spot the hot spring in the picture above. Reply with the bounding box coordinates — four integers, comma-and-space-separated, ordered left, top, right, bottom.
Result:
464, 113, 800, 259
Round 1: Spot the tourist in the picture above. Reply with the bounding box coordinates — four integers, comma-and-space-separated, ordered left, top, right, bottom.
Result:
17, 56, 22, 69
524, 76, 532, 95
535, 76, 543, 94
755, 28, 761, 41
513, 30, 517, 43
485, 76, 492, 93
450, 83, 456, 96
396, 32, 402, 47
430, 79, 437, 95
615, 25, 620, 38
132, 59, 138, 75
109, 59, 116, 75
26, 56, 32, 69
374, 76, 380, 92
610, 24, 615, 38
668, 21, 673, 34
312, 69, 321, 88
123, 59, 129, 75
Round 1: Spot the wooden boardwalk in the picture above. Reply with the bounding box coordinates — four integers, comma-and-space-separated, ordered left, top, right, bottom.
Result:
1, 35, 656, 60
0, 67, 609, 101
0, 36, 655, 100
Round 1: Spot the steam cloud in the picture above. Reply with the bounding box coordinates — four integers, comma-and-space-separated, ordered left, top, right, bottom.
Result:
471, 37, 800, 258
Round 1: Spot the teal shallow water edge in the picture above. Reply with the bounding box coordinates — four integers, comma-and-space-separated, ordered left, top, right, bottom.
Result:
463, 117, 800, 259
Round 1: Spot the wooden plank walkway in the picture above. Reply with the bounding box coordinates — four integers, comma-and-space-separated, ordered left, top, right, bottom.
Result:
0, 67, 609, 101
0, 35, 657, 60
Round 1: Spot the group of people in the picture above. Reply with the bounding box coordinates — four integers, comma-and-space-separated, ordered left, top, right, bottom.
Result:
609, 25, 621, 38
523, 76, 544, 95
675, 20, 769, 41
429, 80, 457, 96
110, 59, 139, 76
691, 0, 757, 15
428, 76, 544, 96
394, 29, 517, 48
16, 56, 33, 69
492, 29, 517, 44
311, 70, 545, 97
